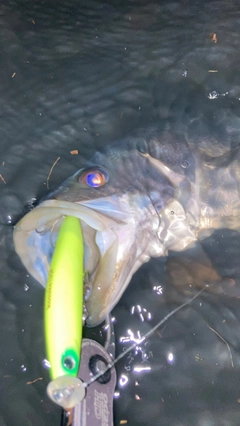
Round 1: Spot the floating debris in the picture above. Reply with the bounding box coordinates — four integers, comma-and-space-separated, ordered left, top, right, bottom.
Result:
208, 325, 234, 368
0, 174, 6, 184
27, 377, 43, 385
46, 157, 60, 189
210, 33, 217, 43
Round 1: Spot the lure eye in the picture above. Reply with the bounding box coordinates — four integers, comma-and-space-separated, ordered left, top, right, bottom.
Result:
79, 168, 109, 188
61, 349, 79, 375
63, 356, 76, 371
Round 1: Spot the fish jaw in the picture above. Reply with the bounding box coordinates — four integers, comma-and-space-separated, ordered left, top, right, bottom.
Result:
13, 196, 164, 326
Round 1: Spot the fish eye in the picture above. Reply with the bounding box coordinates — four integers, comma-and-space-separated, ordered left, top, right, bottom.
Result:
79, 168, 109, 188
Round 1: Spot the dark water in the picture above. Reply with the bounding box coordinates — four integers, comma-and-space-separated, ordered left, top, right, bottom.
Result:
1, 0, 240, 425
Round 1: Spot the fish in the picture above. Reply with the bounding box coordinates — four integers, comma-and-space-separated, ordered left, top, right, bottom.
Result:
13, 121, 240, 327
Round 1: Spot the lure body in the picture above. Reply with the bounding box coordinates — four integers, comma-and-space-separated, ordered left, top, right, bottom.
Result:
44, 216, 84, 380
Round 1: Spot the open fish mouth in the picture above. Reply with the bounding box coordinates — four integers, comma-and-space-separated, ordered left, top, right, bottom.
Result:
13, 197, 163, 326
13, 142, 198, 327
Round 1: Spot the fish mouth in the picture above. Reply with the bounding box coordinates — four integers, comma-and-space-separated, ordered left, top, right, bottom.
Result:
14, 198, 157, 327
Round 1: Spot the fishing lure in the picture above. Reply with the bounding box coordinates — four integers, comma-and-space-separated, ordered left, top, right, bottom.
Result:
43, 214, 206, 417
44, 216, 84, 381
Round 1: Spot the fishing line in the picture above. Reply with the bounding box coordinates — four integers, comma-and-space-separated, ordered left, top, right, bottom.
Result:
84, 288, 206, 387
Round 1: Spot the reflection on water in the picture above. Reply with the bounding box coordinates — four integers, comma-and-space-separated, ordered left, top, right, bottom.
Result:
2, 0, 240, 425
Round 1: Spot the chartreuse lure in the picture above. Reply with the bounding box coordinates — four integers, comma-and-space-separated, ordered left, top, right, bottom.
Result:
44, 216, 86, 408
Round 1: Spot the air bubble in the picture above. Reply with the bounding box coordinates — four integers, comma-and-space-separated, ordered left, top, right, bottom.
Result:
181, 160, 189, 168
42, 358, 51, 369
208, 91, 219, 100
0, 191, 23, 225
119, 374, 129, 387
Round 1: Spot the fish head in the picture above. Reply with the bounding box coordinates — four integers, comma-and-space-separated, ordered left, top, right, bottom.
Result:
14, 130, 197, 326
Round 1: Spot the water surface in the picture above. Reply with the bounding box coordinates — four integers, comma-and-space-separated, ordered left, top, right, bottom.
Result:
1, 1, 240, 425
